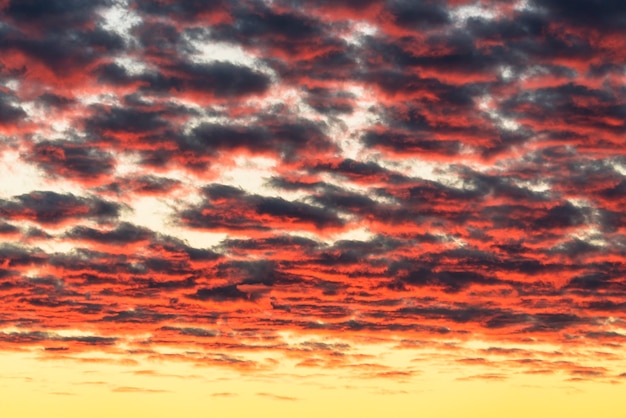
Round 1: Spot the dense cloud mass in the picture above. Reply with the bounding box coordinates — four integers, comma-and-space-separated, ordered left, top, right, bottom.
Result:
1, 0, 626, 383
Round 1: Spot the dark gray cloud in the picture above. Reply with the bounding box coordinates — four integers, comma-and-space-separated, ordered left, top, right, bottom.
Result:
3, 0, 113, 30
184, 118, 333, 159
0, 91, 26, 124
386, 0, 450, 29
533, 0, 626, 29
189, 284, 251, 302
65, 222, 153, 245
0, 222, 19, 235
30, 141, 115, 181
2, 29, 124, 76
179, 184, 344, 231
0, 192, 121, 225
134, 0, 226, 20
95, 60, 271, 99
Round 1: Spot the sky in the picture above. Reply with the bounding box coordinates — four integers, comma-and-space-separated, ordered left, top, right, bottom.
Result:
1, 0, 626, 417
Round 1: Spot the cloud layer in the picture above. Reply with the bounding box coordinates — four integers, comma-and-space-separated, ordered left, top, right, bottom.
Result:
1, 0, 626, 383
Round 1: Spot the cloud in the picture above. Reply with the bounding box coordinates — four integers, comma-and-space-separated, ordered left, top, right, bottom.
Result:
211, 392, 238, 397
256, 392, 299, 401
0, 0, 625, 384
111, 386, 170, 393
29, 140, 115, 184
456, 373, 508, 381
533, 0, 626, 29
133, 0, 228, 22
178, 184, 344, 232
0, 330, 117, 349
65, 222, 153, 245
0, 91, 26, 125
3, 0, 112, 30
0, 192, 121, 225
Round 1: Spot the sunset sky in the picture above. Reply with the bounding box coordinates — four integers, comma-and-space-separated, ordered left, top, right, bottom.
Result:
1, 0, 626, 417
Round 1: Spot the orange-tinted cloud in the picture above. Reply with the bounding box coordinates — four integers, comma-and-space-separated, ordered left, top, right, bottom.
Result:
0, 0, 625, 386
